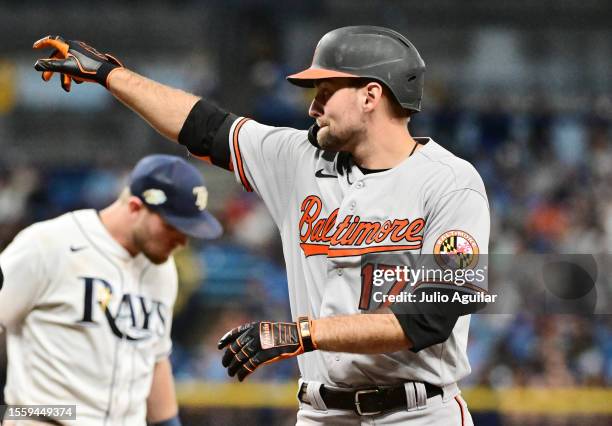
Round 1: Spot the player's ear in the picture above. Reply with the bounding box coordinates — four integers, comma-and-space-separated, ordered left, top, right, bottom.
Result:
127, 196, 145, 214
363, 81, 383, 112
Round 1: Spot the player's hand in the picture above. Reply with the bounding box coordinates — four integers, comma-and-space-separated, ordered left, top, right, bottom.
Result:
218, 319, 316, 381
33, 35, 123, 92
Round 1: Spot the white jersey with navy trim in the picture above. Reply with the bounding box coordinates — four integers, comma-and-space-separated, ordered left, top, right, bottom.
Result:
0, 209, 177, 426
228, 118, 489, 388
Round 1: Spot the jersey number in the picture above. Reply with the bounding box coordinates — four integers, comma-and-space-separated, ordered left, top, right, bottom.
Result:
359, 263, 409, 311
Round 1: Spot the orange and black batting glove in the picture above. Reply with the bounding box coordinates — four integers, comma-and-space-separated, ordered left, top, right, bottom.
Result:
218, 317, 317, 381
33, 35, 123, 92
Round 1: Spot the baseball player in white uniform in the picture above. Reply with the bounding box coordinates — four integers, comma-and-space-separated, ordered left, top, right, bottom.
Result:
0, 155, 222, 425
33, 25, 489, 425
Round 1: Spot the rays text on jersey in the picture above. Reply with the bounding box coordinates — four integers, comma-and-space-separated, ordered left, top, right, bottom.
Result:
77, 276, 168, 341
299, 195, 425, 257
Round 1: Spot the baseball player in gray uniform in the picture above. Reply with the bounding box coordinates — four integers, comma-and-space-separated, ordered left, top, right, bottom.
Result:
33, 26, 489, 425
0, 155, 221, 425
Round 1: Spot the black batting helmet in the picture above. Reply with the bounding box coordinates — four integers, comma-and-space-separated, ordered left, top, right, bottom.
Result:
287, 26, 426, 112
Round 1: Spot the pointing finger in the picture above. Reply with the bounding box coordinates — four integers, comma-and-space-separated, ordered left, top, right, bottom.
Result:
34, 58, 66, 72
33, 35, 69, 57
41, 49, 61, 82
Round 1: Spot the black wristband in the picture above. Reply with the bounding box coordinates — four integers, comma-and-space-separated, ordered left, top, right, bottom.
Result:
97, 61, 120, 88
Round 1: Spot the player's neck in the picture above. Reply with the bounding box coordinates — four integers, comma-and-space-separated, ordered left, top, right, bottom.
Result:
351, 118, 418, 169
99, 202, 139, 256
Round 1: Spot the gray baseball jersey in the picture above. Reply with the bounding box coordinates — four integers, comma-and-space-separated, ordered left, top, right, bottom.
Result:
0, 209, 177, 425
226, 118, 489, 388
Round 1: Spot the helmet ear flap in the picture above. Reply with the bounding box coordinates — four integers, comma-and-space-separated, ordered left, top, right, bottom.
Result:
307, 123, 321, 149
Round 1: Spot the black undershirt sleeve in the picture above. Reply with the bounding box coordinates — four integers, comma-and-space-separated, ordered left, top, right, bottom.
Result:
390, 286, 486, 352
177, 99, 238, 171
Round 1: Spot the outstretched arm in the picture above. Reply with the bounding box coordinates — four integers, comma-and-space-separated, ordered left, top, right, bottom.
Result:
33, 35, 238, 168
108, 68, 200, 142
33, 35, 202, 143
